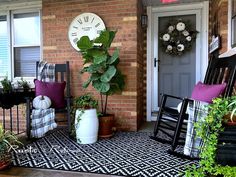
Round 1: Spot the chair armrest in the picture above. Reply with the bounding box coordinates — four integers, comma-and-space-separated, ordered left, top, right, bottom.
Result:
161, 93, 186, 101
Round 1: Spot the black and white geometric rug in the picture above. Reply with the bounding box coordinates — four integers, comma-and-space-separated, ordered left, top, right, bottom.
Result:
12, 129, 198, 177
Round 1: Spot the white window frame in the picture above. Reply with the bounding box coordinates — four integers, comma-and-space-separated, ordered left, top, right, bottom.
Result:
228, 0, 236, 49
0, 1, 42, 87
11, 9, 42, 83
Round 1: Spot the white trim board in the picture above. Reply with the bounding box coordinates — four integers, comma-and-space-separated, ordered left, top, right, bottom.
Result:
146, 1, 209, 121
0, 0, 42, 11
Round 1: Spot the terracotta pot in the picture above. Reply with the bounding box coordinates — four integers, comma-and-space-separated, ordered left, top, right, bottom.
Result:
0, 152, 11, 170
223, 113, 236, 126
98, 114, 114, 138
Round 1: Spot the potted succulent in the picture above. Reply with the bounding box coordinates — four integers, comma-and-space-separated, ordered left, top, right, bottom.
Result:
0, 125, 21, 170
77, 30, 125, 138
72, 93, 99, 144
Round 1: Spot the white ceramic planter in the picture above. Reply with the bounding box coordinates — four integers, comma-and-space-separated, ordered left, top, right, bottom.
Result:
75, 109, 98, 144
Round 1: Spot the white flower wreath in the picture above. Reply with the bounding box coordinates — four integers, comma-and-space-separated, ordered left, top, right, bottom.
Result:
159, 19, 198, 56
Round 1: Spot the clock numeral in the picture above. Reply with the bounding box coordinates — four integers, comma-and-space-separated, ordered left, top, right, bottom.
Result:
73, 26, 78, 29
95, 23, 100, 28
71, 32, 77, 36
73, 38, 78, 44
77, 18, 82, 24
91, 17, 95, 23
84, 16, 89, 22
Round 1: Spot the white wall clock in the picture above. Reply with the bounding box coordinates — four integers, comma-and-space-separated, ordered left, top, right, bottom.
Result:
68, 12, 106, 51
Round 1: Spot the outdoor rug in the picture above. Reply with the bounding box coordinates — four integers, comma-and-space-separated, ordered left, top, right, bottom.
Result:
12, 129, 198, 177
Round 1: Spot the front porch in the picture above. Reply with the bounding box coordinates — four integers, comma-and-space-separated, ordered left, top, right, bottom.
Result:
0, 0, 235, 176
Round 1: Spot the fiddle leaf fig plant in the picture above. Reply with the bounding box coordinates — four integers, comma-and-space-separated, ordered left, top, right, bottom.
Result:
77, 30, 125, 115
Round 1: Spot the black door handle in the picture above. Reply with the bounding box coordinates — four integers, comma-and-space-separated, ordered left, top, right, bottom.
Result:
154, 58, 157, 67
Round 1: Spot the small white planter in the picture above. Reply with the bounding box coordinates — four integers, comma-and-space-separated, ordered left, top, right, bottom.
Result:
75, 109, 98, 144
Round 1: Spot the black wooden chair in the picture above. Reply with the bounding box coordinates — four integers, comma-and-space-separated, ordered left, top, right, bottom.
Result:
26, 61, 72, 138
150, 54, 236, 159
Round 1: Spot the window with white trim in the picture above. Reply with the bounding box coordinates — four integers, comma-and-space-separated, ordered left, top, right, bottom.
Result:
231, 0, 236, 47
0, 9, 41, 80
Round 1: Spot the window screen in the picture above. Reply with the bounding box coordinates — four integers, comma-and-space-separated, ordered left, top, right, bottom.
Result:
14, 47, 40, 77
0, 15, 9, 77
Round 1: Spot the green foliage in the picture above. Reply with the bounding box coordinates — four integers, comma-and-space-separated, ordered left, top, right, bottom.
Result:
17, 78, 30, 90
0, 77, 12, 93
185, 97, 236, 176
73, 93, 98, 110
0, 124, 21, 156
77, 30, 125, 115
70, 94, 98, 138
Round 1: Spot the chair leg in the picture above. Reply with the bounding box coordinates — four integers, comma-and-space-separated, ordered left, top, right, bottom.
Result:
153, 94, 167, 137
67, 98, 71, 133
26, 98, 31, 139
169, 98, 189, 152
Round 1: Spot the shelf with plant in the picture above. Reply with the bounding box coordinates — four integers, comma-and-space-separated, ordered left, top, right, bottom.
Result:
185, 97, 236, 177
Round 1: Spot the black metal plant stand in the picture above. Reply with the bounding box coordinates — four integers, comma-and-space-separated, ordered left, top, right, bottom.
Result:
0, 88, 35, 134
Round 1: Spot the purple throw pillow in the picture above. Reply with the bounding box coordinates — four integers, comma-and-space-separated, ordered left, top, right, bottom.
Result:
191, 81, 226, 103
34, 79, 66, 108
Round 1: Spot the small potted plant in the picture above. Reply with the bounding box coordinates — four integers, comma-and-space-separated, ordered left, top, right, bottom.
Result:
225, 96, 236, 125
17, 78, 30, 91
0, 77, 14, 109
77, 30, 125, 138
0, 125, 21, 170
72, 93, 98, 144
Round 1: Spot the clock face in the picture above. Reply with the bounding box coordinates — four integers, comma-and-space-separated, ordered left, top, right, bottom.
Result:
68, 13, 106, 51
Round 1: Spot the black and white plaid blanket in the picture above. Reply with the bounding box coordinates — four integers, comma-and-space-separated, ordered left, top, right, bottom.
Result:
37, 61, 55, 82
31, 108, 57, 138
184, 100, 208, 158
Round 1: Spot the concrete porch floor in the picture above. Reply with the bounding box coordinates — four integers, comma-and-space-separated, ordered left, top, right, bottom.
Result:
0, 122, 155, 177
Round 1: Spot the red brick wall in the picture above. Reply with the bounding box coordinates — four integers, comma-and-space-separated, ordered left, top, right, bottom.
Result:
42, 0, 144, 131
209, 0, 228, 54
137, 0, 145, 128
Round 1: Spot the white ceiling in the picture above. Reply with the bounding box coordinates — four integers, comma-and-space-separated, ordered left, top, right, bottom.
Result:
142, 0, 207, 6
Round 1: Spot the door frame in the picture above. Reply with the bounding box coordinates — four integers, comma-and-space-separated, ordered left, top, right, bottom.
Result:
146, 2, 209, 121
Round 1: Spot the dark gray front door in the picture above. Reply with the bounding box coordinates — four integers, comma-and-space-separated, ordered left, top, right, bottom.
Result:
158, 14, 196, 107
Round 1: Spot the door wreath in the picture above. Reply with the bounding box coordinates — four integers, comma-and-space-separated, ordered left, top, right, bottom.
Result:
159, 19, 198, 56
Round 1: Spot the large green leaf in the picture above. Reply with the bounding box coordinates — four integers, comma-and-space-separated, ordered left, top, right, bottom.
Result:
100, 66, 116, 82
90, 73, 100, 81
108, 48, 119, 64
94, 55, 107, 64
92, 80, 110, 93
94, 30, 116, 48
81, 64, 101, 74
106, 70, 125, 95
107, 31, 116, 47
94, 31, 110, 47
77, 36, 93, 50
82, 78, 91, 88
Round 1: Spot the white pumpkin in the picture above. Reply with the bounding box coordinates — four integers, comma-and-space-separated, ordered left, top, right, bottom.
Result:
33, 95, 51, 109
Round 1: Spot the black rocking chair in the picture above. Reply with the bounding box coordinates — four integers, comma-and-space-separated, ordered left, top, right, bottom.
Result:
150, 54, 236, 159
26, 61, 72, 138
